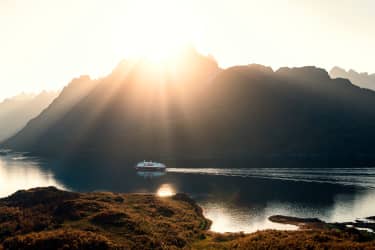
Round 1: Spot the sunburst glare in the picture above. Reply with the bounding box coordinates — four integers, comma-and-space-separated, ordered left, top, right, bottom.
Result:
110, 0, 202, 64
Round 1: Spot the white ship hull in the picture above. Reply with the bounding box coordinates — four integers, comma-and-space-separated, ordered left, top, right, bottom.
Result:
135, 161, 166, 171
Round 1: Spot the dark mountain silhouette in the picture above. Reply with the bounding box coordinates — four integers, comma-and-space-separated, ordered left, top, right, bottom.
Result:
3, 49, 375, 167
0, 92, 58, 143
330, 66, 375, 90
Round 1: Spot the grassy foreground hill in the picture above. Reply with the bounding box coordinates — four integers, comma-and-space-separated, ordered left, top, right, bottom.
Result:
0, 187, 374, 249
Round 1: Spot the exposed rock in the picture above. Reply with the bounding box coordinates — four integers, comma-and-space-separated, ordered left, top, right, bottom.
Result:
269, 215, 324, 229
270, 214, 375, 232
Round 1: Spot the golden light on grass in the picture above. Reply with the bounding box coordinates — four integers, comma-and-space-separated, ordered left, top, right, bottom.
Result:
157, 183, 176, 197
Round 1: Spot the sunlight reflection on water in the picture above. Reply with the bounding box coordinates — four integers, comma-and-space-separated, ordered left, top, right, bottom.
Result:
167, 167, 375, 233
0, 153, 66, 197
157, 183, 176, 197
199, 191, 375, 233
200, 201, 297, 233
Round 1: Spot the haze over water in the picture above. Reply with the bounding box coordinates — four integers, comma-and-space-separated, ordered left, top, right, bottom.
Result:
1, 152, 375, 233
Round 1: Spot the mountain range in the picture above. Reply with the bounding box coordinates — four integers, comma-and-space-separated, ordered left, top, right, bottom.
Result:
0, 92, 58, 143
3, 49, 375, 167
330, 66, 375, 91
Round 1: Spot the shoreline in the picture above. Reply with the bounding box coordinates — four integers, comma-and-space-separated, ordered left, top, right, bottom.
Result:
269, 215, 375, 233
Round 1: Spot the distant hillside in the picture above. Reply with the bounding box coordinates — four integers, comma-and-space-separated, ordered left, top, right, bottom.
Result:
1, 75, 99, 148
0, 91, 58, 143
4, 50, 375, 167
330, 66, 375, 90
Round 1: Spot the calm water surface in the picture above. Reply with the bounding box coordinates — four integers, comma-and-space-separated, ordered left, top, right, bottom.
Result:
1, 152, 375, 233
0, 153, 65, 197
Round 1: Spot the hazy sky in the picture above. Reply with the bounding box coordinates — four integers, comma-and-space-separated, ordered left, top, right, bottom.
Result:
1, 0, 375, 101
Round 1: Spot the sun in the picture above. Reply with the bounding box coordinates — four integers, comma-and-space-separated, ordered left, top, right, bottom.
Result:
110, 0, 202, 64
134, 30, 188, 63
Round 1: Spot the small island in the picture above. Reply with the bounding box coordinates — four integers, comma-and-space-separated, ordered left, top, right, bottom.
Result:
0, 187, 374, 249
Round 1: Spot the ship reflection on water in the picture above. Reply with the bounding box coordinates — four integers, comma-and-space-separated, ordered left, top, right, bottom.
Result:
136, 171, 166, 179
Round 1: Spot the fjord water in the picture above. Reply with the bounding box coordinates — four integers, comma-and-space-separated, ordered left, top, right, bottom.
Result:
1, 153, 375, 233
0, 153, 65, 197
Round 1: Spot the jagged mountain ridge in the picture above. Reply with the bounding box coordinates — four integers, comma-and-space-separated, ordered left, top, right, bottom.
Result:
3, 50, 375, 167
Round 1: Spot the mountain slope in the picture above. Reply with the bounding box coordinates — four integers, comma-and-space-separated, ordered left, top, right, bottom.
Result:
3, 51, 375, 167
2, 75, 99, 153
3, 48, 220, 162
0, 92, 58, 143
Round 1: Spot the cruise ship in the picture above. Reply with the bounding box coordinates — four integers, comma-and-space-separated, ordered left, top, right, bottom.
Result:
135, 161, 167, 171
